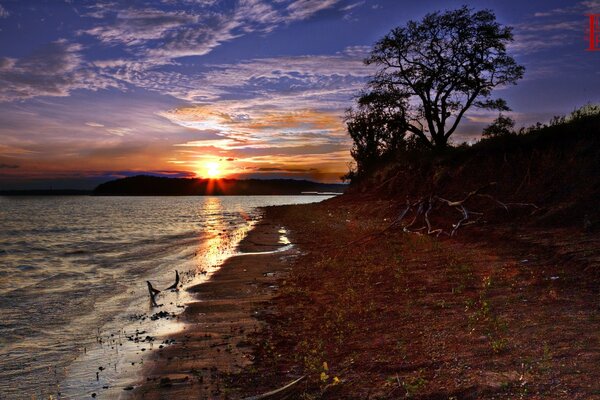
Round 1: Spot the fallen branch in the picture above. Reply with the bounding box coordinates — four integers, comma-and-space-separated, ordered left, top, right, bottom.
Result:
335, 183, 537, 249
397, 182, 537, 237
242, 375, 306, 400
146, 281, 161, 307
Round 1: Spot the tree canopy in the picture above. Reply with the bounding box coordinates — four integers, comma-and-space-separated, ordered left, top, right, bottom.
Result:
358, 6, 524, 150
482, 114, 516, 137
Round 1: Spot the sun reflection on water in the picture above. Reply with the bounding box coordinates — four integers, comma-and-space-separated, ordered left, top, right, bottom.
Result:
191, 197, 256, 280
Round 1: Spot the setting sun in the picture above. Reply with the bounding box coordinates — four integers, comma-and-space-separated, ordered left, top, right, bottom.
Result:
205, 162, 222, 179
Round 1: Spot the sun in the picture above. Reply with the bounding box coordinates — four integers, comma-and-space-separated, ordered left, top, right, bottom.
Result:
205, 161, 222, 179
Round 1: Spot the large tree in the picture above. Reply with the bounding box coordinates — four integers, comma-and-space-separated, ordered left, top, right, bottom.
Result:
365, 6, 524, 149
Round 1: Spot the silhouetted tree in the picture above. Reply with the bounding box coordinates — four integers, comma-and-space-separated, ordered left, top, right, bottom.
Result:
365, 6, 524, 149
346, 88, 410, 175
482, 114, 515, 137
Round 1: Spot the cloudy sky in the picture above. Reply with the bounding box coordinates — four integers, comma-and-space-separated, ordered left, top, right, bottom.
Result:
0, 0, 599, 189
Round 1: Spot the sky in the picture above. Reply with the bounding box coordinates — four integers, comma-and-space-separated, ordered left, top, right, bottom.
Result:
0, 0, 599, 189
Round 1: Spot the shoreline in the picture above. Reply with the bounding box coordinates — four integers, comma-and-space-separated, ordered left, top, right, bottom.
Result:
127, 215, 295, 399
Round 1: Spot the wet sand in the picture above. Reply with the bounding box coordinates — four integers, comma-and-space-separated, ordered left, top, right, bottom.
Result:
127, 219, 293, 399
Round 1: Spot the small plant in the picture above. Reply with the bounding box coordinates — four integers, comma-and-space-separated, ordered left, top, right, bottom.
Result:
465, 274, 511, 354
539, 343, 554, 372
319, 361, 341, 391
490, 337, 509, 354
403, 373, 427, 398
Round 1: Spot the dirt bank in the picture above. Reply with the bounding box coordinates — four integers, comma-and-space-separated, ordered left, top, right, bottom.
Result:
234, 198, 600, 399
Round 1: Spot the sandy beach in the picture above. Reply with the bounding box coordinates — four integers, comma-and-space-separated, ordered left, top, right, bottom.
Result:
127, 218, 296, 399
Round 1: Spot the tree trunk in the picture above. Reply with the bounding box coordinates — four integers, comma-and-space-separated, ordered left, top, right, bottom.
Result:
433, 135, 448, 148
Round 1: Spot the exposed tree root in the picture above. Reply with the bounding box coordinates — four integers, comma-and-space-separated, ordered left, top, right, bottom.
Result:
345, 183, 539, 247
397, 182, 539, 237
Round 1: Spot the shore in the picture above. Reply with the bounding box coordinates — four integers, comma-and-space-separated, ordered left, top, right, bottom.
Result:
233, 197, 600, 399
126, 195, 600, 399
128, 218, 294, 399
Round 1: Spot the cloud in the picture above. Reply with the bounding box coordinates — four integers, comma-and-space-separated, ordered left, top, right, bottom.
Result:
83, 0, 345, 65
0, 40, 118, 102
85, 122, 105, 127
163, 106, 346, 139
0, 4, 9, 18
510, 32, 575, 54
160, 103, 351, 176
92, 48, 373, 127
285, 0, 341, 21
0, 163, 19, 169
0, 1, 367, 182
510, 4, 588, 55
0, 144, 38, 156
130, 47, 373, 177
255, 166, 317, 172
81, 2, 119, 19
341, 1, 365, 12
82, 8, 199, 46
2, 2, 362, 104
533, 1, 600, 17
515, 21, 580, 32
106, 127, 134, 136
163, 105, 350, 183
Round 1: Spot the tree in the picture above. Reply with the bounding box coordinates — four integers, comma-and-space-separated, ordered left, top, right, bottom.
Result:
482, 113, 515, 137
365, 6, 524, 149
345, 88, 410, 175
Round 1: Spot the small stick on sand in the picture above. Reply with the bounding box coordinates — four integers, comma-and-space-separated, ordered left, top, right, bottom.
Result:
147, 281, 161, 307
165, 270, 180, 291
242, 375, 306, 400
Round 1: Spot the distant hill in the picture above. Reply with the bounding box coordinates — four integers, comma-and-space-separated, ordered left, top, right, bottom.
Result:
0, 189, 92, 196
93, 175, 347, 196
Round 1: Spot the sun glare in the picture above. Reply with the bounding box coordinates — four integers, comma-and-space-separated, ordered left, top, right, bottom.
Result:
205, 162, 222, 179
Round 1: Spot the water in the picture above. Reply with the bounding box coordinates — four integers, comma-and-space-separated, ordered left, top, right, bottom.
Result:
0, 195, 332, 399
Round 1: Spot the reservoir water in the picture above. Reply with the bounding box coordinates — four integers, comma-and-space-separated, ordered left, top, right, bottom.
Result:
0, 195, 332, 399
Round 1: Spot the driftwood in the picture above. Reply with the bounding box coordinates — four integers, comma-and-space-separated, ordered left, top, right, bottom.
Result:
165, 270, 180, 291
242, 375, 306, 400
344, 182, 538, 247
146, 281, 161, 307
397, 182, 538, 237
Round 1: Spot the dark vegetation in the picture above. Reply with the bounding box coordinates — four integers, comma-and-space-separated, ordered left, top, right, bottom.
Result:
93, 175, 346, 196
348, 105, 600, 230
